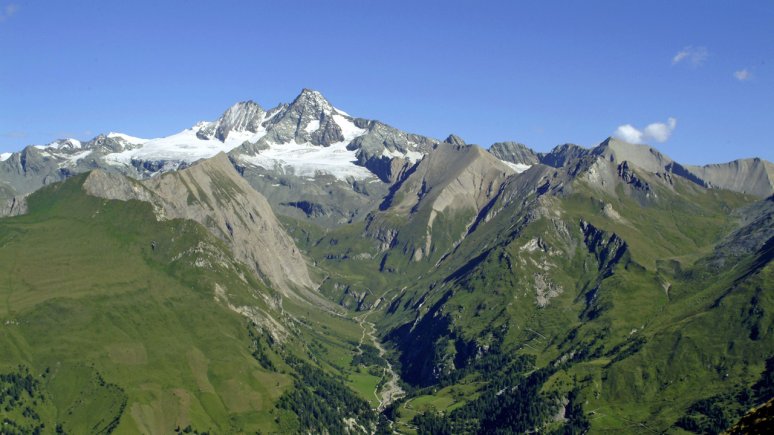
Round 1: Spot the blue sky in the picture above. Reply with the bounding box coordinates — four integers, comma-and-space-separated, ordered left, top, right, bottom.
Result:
0, 1, 771, 164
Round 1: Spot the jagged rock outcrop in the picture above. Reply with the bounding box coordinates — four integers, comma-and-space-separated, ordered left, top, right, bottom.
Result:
617, 161, 652, 193
538, 143, 590, 168
444, 134, 466, 146
0, 146, 72, 196
197, 101, 266, 141
83, 153, 313, 293
489, 141, 539, 166
258, 89, 344, 147
349, 120, 438, 183
0, 194, 27, 217
580, 219, 629, 277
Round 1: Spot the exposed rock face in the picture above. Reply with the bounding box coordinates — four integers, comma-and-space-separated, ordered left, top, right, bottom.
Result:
538, 143, 590, 168
580, 220, 628, 276
0, 146, 72, 196
80, 170, 160, 220
367, 143, 517, 263
197, 101, 266, 141
83, 153, 313, 293
444, 134, 466, 146
349, 120, 438, 183
534, 273, 563, 307
575, 138, 774, 197
685, 158, 774, 197
533, 138, 774, 201
260, 89, 344, 147
593, 138, 673, 173
224, 90, 439, 225
388, 143, 516, 216
489, 141, 539, 165
0, 135, 150, 205
231, 160, 390, 227
0, 195, 27, 217
617, 161, 652, 193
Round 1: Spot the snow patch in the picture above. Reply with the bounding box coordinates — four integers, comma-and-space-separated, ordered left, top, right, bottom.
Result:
405, 150, 424, 162
332, 114, 365, 141
238, 140, 374, 181
304, 120, 320, 133
104, 125, 267, 167
62, 150, 91, 166
0, 152, 11, 162
381, 147, 424, 162
381, 148, 403, 159
503, 161, 531, 173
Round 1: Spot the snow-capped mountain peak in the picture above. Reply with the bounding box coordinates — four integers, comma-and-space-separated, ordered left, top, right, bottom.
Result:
258, 89, 354, 147
0, 89, 441, 184
291, 88, 336, 116
107, 132, 148, 145
196, 100, 266, 142
34, 138, 82, 150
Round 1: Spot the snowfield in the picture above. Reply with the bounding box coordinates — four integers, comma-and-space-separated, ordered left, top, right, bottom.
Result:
0, 96, 471, 182
104, 125, 267, 166
238, 140, 374, 180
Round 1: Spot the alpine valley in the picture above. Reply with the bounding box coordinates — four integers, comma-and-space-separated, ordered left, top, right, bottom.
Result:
0, 89, 772, 434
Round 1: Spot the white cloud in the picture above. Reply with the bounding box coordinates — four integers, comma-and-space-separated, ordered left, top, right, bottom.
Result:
734, 68, 752, 81
613, 124, 644, 144
672, 46, 709, 67
613, 118, 677, 144
0, 3, 18, 22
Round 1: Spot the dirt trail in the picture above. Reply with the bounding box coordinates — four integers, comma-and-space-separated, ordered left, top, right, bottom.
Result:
356, 312, 405, 411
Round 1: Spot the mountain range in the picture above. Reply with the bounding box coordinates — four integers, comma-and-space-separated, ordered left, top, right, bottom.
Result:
0, 89, 772, 434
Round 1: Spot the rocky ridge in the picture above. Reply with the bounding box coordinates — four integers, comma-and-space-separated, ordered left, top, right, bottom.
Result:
83, 152, 313, 294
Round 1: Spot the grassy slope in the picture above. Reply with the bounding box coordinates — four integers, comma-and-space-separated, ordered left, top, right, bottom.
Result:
298, 169, 771, 433
0, 174, 293, 433
7, 164, 764, 433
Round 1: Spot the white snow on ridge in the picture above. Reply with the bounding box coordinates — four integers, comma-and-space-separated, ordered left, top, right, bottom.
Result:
503, 161, 532, 173
239, 141, 373, 181
102, 111, 364, 176
107, 132, 148, 144
34, 138, 82, 150
104, 126, 267, 167
0, 152, 11, 162
333, 106, 351, 117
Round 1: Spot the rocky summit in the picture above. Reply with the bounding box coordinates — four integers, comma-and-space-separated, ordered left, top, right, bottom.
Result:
0, 89, 772, 434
